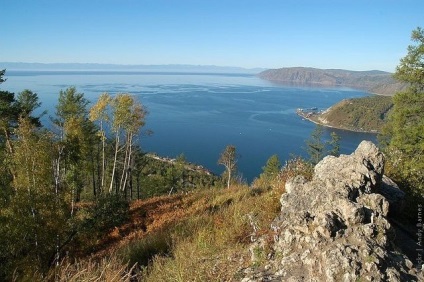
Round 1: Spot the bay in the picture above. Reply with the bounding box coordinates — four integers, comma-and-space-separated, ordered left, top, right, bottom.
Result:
2, 71, 376, 182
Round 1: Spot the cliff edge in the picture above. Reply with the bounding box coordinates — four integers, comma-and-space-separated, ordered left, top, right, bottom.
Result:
243, 141, 421, 281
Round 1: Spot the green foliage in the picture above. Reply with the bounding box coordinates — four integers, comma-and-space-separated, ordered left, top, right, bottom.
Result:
136, 154, 218, 199
29, 143, 317, 281
54, 87, 99, 205
381, 27, 424, 220
56, 87, 89, 126
252, 155, 281, 189
0, 89, 21, 155
328, 131, 341, 157
0, 84, 43, 137
89, 93, 147, 194
318, 95, 393, 132
218, 145, 238, 189
262, 154, 281, 178
305, 125, 341, 164
118, 227, 173, 268
0, 118, 72, 280
394, 27, 424, 92
305, 125, 326, 165
0, 81, 219, 279
0, 69, 6, 84
16, 89, 43, 126
86, 194, 130, 234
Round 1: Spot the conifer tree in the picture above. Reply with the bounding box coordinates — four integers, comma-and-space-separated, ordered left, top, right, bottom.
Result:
328, 131, 341, 157
261, 154, 281, 180
381, 27, 424, 201
0, 69, 6, 84
306, 126, 341, 164
306, 125, 326, 165
54, 87, 96, 211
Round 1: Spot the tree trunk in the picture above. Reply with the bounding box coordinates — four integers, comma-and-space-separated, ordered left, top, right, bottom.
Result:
3, 127, 16, 180
92, 158, 97, 197
109, 129, 120, 193
119, 133, 130, 192
227, 168, 231, 189
100, 121, 106, 191
121, 133, 133, 192
137, 173, 140, 200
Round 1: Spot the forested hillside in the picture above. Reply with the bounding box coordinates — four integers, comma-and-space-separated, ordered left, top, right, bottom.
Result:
299, 95, 393, 133
0, 71, 218, 280
259, 67, 406, 95
1, 26, 423, 281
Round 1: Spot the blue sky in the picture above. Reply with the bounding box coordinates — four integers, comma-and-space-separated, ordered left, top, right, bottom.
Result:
1, 0, 422, 72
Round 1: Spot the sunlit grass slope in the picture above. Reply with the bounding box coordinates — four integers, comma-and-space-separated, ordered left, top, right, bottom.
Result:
47, 158, 312, 281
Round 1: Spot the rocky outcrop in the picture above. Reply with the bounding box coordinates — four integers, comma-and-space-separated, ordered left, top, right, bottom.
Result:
243, 141, 421, 281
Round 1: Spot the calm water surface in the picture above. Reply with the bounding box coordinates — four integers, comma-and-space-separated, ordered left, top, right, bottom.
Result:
3, 71, 377, 182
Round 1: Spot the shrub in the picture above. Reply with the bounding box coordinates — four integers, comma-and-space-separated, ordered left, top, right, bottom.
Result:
118, 227, 173, 268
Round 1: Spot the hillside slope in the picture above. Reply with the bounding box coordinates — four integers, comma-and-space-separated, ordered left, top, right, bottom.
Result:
297, 95, 393, 133
319, 95, 392, 132
51, 142, 420, 281
259, 67, 405, 95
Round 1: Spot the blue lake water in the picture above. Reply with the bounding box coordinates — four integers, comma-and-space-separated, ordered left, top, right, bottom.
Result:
2, 71, 377, 182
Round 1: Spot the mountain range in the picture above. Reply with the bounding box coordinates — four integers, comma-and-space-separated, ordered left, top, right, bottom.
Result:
2, 63, 406, 95
0, 62, 265, 74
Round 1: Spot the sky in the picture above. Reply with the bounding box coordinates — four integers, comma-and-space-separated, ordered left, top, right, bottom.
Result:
1, 0, 423, 72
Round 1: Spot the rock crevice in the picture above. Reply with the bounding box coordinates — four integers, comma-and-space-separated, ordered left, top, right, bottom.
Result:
244, 141, 420, 282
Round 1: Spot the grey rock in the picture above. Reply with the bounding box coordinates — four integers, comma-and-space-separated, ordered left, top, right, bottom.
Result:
243, 141, 419, 282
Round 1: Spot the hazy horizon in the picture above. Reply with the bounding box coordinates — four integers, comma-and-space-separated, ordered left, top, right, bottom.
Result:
1, 1, 423, 72
0, 62, 394, 74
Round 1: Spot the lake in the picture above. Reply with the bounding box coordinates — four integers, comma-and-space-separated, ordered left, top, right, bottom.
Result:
2, 71, 377, 182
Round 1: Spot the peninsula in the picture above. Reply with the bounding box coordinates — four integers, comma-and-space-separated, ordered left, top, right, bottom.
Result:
259, 67, 405, 95
258, 67, 399, 132
297, 95, 393, 133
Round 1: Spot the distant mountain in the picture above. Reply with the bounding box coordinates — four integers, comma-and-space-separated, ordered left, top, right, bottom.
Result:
0, 62, 265, 74
259, 67, 406, 95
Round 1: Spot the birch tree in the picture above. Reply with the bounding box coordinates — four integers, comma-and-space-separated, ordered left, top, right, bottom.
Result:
218, 145, 238, 189
109, 94, 146, 193
2, 118, 70, 279
89, 93, 112, 192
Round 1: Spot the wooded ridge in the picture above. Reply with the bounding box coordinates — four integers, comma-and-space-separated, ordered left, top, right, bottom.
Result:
297, 95, 393, 133
259, 67, 406, 95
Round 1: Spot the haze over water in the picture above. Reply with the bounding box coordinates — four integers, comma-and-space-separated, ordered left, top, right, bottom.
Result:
3, 71, 376, 182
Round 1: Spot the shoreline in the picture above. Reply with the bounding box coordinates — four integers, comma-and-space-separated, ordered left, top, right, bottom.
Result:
296, 110, 379, 134
262, 78, 396, 97
145, 153, 215, 176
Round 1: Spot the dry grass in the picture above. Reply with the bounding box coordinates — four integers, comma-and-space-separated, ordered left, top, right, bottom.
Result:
140, 184, 283, 281
47, 159, 311, 281
45, 256, 138, 282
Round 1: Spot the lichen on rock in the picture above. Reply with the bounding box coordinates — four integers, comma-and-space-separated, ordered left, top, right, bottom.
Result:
244, 141, 421, 282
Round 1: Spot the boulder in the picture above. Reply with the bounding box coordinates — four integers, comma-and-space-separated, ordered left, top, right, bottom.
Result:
244, 141, 420, 281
